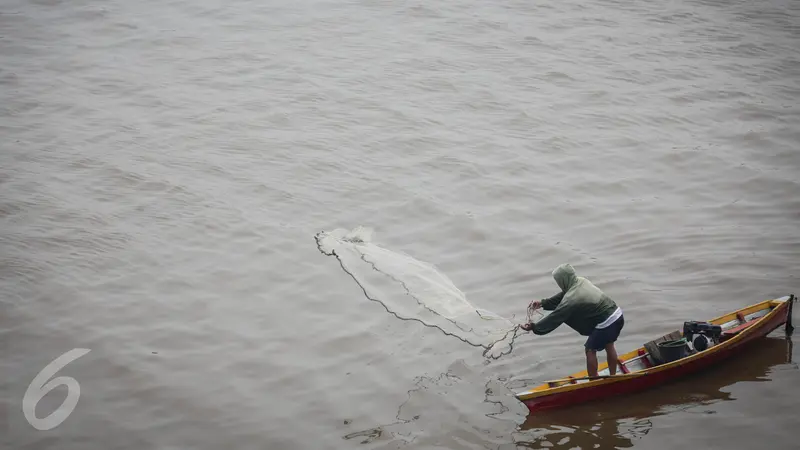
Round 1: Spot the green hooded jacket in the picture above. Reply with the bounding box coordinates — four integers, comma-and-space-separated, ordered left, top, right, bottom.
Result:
532, 263, 618, 336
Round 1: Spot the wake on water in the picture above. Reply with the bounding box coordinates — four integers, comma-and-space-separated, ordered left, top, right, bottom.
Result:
315, 227, 523, 359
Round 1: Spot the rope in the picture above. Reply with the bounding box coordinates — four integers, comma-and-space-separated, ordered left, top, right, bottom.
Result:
526, 302, 544, 325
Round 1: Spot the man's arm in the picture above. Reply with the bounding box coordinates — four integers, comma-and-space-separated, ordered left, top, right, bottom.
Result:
531, 301, 572, 335
540, 291, 565, 310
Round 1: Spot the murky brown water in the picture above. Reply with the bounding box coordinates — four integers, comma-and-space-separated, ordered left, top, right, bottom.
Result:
2, 0, 799, 449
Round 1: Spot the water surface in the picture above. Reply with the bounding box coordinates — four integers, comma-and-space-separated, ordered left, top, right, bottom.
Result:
2, 0, 799, 449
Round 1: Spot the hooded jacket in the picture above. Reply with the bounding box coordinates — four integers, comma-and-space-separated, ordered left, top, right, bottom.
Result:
532, 263, 618, 336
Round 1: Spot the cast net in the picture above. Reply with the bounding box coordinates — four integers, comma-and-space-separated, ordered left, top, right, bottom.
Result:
315, 227, 525, 359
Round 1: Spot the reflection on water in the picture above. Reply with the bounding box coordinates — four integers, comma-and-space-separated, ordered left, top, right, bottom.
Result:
517, 418, 652, 449
515, 337, 793, 449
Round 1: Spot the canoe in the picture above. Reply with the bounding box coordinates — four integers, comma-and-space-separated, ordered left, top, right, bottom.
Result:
515, 295, 795, 413
518, 336, 792, 449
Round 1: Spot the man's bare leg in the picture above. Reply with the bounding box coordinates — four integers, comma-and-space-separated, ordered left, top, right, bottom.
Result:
605, 342, 619, 376
585, 348, 598, 377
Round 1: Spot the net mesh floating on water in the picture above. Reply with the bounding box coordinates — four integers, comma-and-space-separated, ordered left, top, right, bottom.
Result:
314, 227, 523, 359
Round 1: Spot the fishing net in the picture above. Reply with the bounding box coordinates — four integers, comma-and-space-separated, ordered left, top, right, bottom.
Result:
314, 226, 526, 359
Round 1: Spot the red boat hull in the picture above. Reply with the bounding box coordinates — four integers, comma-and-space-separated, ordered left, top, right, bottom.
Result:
523, 300, 791, 413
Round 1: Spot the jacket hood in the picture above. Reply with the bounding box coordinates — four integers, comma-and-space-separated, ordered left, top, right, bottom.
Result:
552, 263, 578, 292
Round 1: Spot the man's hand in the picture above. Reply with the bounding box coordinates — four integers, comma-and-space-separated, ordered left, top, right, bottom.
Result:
529, 300, 541, 310
520, 323, 534, 332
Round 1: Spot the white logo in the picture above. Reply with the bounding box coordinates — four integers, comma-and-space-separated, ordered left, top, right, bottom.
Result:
23, 348, 91, 431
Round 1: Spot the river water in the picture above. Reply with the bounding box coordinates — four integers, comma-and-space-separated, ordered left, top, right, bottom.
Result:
2, 0, 799, 449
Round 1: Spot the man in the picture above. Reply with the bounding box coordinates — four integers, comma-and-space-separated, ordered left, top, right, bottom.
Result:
520, 263, 624, 377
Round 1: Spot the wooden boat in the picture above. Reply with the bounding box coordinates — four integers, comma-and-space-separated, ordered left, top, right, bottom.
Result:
518, 336, 792, 449
515, 295, 795, 413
